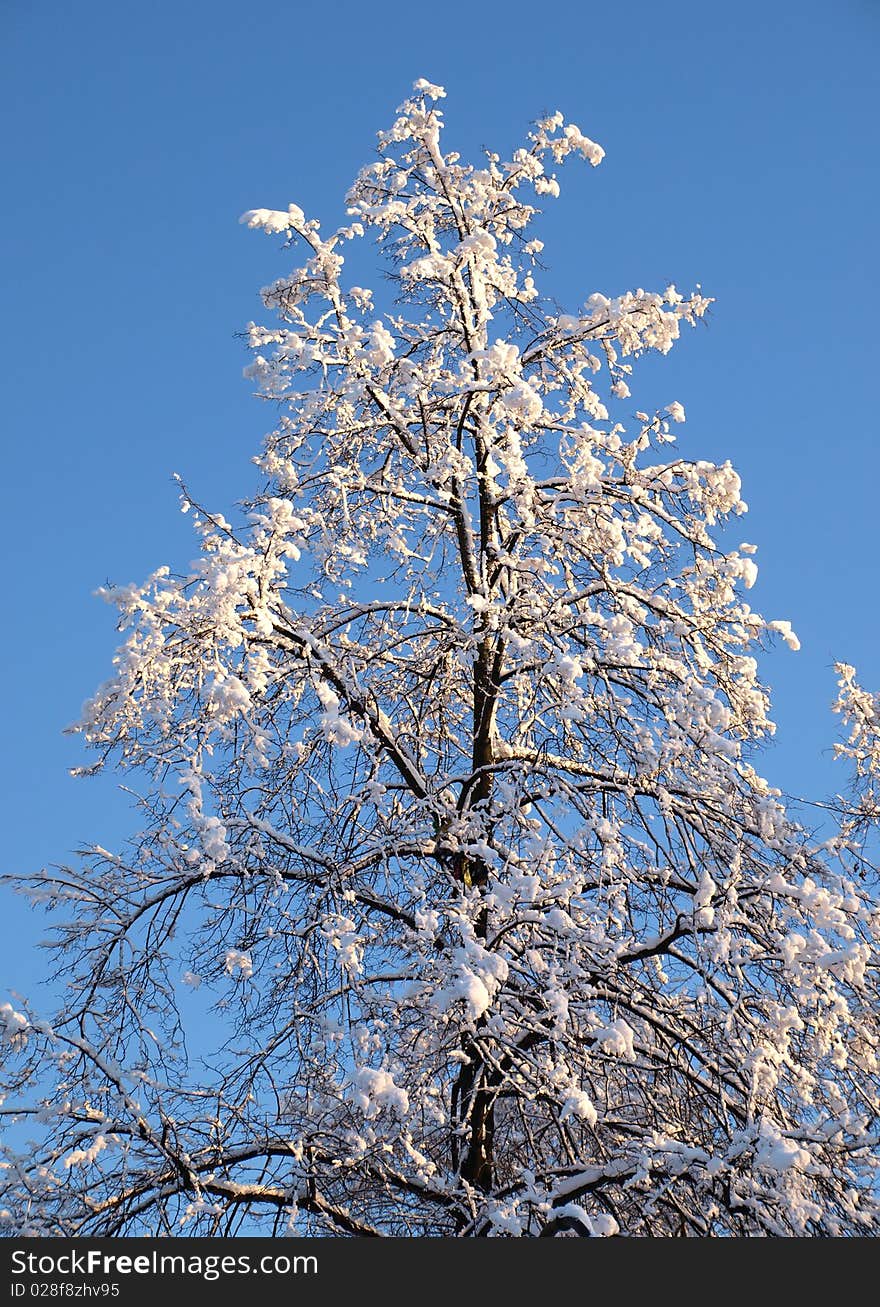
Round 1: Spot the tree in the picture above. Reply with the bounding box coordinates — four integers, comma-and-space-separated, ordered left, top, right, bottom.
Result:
2, 78, 878, 1238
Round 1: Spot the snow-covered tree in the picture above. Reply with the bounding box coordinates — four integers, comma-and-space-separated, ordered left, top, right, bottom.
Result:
2, 79, 878, 1238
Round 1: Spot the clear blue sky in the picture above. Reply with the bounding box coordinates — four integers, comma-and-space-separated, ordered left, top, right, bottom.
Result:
2, 0, 878, 1004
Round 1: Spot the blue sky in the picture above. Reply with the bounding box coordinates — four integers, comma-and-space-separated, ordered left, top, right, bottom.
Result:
2, 0, 878, 1005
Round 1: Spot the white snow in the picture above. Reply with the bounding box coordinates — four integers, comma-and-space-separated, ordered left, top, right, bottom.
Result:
0, 1002, 28, 1049
352, 1067, 409, 1119
224, 950, 253, 980
769, 619, 801, 651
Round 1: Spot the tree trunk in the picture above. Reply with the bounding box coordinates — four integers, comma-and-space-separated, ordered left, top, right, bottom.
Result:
450, 633, 498, 1223
452, 1028, 495, 1211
